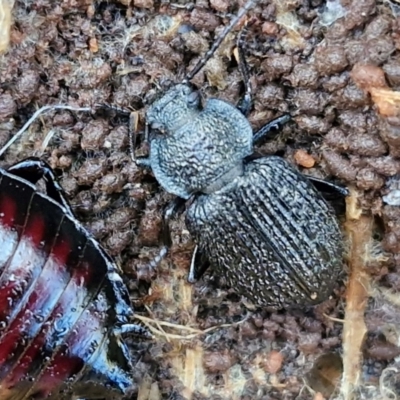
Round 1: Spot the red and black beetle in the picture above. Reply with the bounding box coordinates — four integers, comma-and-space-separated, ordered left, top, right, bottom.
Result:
0, 157, 148, 399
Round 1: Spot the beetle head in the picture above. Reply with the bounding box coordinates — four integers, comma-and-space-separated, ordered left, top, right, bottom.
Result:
146, 83, 201, 134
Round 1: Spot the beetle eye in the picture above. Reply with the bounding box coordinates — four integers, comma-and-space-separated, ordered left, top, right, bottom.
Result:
187, 91, 199, 106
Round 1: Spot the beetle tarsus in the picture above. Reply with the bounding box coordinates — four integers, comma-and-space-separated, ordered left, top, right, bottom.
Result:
115, 324, 152, 339
253, 114, 291, 145
306, 176, 349, 197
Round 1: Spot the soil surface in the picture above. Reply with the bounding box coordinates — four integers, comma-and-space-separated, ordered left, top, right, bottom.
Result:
1, 0, 400, 399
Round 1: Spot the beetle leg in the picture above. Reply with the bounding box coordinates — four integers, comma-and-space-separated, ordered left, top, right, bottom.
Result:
305, 175, 349, 197
162, 197, 186, 247
253, 117, 348, 197
7, 157, 75, 218
114, 323, 152, 339
253, 114, 291, 145
146, 197, 187, 270
187, 244, 210, 283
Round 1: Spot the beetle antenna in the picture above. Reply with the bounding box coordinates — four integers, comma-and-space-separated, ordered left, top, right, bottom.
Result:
183, 0, 258, 83
0, 105, 91, 157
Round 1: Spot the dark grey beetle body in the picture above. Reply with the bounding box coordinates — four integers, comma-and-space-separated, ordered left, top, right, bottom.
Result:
144, 83, 344, 309
186, 157, 342, 308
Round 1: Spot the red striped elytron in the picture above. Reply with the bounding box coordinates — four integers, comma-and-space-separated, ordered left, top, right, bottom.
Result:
0, 158, 147, 400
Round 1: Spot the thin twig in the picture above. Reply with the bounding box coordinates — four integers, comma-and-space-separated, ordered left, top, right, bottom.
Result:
144, 304, 169, 341
323, 314, 345, 324
133, 313, 249, 341
0, 105, 91, 157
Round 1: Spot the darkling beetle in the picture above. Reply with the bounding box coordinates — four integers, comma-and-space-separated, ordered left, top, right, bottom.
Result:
132, 0, 348, 309
0, 112, 150, 399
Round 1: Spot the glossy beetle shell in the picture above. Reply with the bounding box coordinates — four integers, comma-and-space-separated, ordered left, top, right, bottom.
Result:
0, 166, 136, 399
